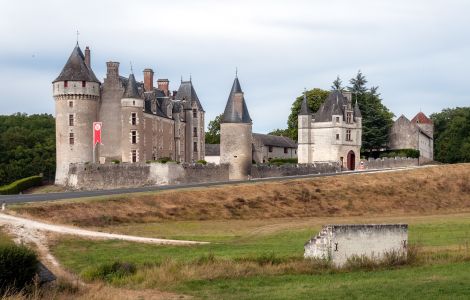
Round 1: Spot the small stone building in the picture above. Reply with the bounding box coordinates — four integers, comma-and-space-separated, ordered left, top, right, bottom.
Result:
53, 44, 205, 185
298, 91, 362, 170
252, 133, 297, 163
304, 224, 408, 267
389, 113, 434, 163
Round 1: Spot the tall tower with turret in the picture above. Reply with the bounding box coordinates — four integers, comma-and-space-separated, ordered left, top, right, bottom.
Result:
220, 76, 252, 180
52, 44, 101, 185
298, 91, 313, 163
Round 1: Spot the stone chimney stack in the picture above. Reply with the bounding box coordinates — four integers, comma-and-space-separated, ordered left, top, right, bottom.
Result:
85, 46, 91, 68
106, 61, 120, 80
143, 69, 154, 92
157, 79, 169, 96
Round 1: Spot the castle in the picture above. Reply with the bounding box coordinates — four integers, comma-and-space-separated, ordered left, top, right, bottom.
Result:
298, 90, 362, 170
53, 44, 205, 185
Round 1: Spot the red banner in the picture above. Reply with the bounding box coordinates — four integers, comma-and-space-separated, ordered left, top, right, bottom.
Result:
93, 122, 102, 145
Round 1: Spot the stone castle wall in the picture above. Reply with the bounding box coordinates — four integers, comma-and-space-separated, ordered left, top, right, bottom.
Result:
251, 162, 340, 178
361, 157, 418, 169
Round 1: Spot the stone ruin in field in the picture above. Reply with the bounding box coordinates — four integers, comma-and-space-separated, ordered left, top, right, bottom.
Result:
304, 224, 408, 267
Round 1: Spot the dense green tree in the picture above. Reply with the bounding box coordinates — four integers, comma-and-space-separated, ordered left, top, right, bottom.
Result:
205, 114, 223, 144
431, 107, 470, 163
268, 128, 290, 136
331, 76, 344, 91
286, 88, 330, 141
348, 70, 368, 94
0, 113, 55, 186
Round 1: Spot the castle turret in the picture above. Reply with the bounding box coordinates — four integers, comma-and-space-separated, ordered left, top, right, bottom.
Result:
121, 73, 144, 163
220, 76, 252, 180
297, 90, 312, 164
52, 43, 101, 185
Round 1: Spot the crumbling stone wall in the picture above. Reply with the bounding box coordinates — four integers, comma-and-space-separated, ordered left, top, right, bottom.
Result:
251, 162, 340, 178
304, 224, 408, 267
361, 157, 418, 169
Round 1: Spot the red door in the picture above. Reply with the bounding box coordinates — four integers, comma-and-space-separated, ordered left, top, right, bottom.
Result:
347, 150, 355, 170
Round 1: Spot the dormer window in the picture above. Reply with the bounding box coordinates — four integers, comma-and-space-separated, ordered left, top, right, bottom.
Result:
82, 81, 86, 87
193, 109, 197, 118
336, 117, 340, 123
64, 81, 68, 88
346, 113, 352, 123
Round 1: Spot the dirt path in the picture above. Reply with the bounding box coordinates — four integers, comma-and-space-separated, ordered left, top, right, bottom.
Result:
0, 212, 209, 246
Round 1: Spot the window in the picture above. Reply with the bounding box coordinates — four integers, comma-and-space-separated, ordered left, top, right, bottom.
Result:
193, 109, 197, 118
68, 114, 74, 126
346, 129, 352, 141
268, 146, 273, 153
131, 130, 137, 144
131, 113, 137, 125
193, 127, 198, 137
82, 81, 86, 87
131, 150, 137, 163
68, 101, 73, 108
69, 132, 74, 145
346, 113, 352, 123
284, 147, 288, 154
193, 142, 198, 152
64, 81, 68, 88
336, 117, 340, 122
336, 133, 339, 140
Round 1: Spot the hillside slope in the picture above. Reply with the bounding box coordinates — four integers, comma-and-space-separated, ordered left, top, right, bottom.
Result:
12, 164, 470, 227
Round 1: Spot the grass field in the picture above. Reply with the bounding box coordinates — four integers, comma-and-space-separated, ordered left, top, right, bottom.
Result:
0, 227, 13, 246
50, 213, 470, 299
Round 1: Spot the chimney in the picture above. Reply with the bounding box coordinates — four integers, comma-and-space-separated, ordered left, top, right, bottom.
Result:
85, 46, 91, 68
157, 79, 169, 96
106, 62, 120, 80
143, 68, 154, 92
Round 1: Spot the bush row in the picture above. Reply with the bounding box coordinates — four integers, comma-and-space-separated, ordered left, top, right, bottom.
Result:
0, 175, 43, 195
362, 149, 420, 159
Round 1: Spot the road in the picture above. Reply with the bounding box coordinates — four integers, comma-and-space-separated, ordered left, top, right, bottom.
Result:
0, 167, 420, 204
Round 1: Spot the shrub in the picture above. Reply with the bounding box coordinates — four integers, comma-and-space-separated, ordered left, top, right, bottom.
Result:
81, 261, 137, 282
111, 159, 120, 164
156, 157, 172, 164
0, 176, 43, 195
0, 244, 38, 293
268, 158, 298, 166
196, 159, 207, 165
362, 149, 420, 159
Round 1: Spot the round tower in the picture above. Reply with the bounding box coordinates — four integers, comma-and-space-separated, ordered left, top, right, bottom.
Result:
297, 90, 313, 164
121, 73, 144, 163
220, 76, 252, 180
52, 44, 101, 185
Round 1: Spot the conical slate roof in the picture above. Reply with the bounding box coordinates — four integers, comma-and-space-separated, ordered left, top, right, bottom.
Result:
314, 90, 349, 122
298, 91, 312, 115
53, 44, 100, 83
221, 77, 252, 123
354, 100, 362, 118
123, 73, 140, 99
176, 80, 204, 112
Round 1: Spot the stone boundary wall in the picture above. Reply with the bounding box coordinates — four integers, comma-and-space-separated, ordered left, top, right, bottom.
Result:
304, 224, 408, 267
66, 162, 229, 190
361, 157, 418, 170
251, 162, 341, 178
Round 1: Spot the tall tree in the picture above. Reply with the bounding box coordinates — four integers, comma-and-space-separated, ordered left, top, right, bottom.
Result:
348, 70, 368, 94
331, 75, 344, 91
268, 128, 290, 136
431, 107, 470, 163
205, 114, 223, 144
286, 88, 330, 141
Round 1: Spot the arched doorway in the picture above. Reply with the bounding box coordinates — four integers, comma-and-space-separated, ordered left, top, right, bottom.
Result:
347, 150, 355, 170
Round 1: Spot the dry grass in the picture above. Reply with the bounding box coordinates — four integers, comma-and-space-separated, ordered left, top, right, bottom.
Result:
11, 164, 470, 227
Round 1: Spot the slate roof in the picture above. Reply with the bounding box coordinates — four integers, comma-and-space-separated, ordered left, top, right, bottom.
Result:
53, 44, 100, 83
205, 144, 220, 156
175, 81, 204, 111
123, 73, 140, 98
253, 133, 297, 148
354, 100, 362, 118
411, 112, 432, 124
299, 91, 312, 115
313, 91, 349, 122
221, 77, 252, 123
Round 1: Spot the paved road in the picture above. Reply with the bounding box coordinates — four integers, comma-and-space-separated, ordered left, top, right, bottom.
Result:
0, 167, 418, 204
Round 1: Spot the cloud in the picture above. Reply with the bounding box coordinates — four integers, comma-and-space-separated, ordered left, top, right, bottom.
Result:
0, 0, 469, 132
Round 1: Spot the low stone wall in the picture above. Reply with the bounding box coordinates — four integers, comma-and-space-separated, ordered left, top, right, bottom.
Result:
66, 162, 229, 190
304, 224, 408, 267
251, 162, 340, 178
361, 157, 418, 170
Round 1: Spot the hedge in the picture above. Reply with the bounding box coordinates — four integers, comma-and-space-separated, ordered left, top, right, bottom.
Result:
0, 175, 43, 195
267, 158, 298, 166
0, 244, 39, 293
362, 149, 420, 159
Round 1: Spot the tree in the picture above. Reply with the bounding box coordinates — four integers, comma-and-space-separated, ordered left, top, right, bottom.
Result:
348, 70, 368, 94
331, 76, 344, 91
286, 88, 330, 141
205, 114, 223, 144
0, 113, 56, 186
268, 128, 290, 136
431, 107, 470, 163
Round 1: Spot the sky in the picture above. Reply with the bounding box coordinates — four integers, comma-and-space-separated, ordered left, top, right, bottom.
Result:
0, 0, 469, 133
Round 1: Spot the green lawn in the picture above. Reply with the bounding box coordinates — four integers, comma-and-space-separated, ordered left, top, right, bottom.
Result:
0, 227, 13, 246
50, 215, 470, 298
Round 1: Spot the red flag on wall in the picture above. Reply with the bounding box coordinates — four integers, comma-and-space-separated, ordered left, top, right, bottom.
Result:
93, 122, 102, 145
